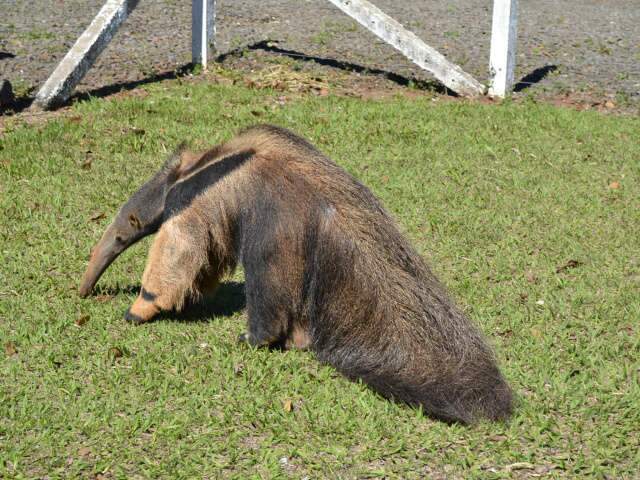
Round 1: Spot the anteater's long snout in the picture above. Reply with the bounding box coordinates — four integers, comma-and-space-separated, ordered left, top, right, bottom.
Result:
79, 225, 125, 297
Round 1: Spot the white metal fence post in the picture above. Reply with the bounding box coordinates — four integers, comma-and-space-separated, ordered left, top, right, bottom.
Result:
489, 0, 518, 97
192, 0, 216, 68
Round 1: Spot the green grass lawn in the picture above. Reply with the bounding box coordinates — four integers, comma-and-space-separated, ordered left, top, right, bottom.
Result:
1, 82, 639, 479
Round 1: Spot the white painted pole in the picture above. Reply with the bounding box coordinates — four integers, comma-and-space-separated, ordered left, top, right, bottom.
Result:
33, 0, 139, 109
489, 0, 518, 97
192, 0, 216, 68
325, 0, 485, 97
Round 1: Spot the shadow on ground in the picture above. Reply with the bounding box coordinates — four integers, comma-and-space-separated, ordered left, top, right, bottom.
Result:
514, 65, 558, 92
88, 281, 246, 323
0, 63, 194, 114
73, 63, 195, 103
2, 43, 561, 116
160, 281, 246, 323
2, 38, 461, 114
239, 40, 451, 95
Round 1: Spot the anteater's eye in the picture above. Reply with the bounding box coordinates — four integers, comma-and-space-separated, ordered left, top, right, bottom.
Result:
115, 235, 124, 244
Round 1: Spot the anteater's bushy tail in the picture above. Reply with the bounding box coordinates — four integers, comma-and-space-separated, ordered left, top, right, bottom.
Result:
319, 340, 513, 424
360, 361, 513, 424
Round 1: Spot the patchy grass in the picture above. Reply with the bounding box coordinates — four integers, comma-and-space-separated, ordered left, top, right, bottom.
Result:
16, 29, 56, 42
1, 82, 639, 478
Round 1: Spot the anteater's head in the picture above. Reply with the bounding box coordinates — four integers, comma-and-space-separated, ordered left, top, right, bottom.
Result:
79, 144, 194, 297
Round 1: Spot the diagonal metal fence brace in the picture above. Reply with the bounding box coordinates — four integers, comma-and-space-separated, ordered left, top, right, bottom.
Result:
325, 0, 485, 97
33, 0, 140, 110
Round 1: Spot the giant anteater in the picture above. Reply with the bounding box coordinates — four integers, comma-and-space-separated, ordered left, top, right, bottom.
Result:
80, 124, 513, 424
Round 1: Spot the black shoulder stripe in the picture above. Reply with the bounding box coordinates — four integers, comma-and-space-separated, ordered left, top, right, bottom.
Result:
164, 149, 255, 220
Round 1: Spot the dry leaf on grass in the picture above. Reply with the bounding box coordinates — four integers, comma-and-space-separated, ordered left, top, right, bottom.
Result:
505, 462, 535, 472
77, 446, 92, 457
108, 347, 123, 359
4, 341, 18, 356
556, 259, 582, 273
90, 212, 106, 222
283, 399, 293, 413
122, 126, 146, 136
75, 314, 90, 327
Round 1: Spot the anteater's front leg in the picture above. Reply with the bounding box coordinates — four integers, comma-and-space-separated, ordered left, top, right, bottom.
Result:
125, 219, 211, 324
238, 267, 293, 348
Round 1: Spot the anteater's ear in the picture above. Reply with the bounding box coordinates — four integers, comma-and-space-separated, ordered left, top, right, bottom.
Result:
163, 142, 206, 184
162, 142, 189, 180
176, 149, 205, 178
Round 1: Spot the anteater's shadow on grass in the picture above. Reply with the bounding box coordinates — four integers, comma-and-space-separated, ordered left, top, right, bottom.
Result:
91, 281, 246, 323
159, 281, 246, 323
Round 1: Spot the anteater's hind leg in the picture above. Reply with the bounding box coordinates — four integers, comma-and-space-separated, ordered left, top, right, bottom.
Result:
283, 323, 311, 350
125, 220, 210, 324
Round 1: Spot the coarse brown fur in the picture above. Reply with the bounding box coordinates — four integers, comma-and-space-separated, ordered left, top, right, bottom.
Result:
83, 124, 513, 424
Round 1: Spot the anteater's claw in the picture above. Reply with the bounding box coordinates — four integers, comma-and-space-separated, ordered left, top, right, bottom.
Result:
124, 307, 145, 325
237, 332, 249, 344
